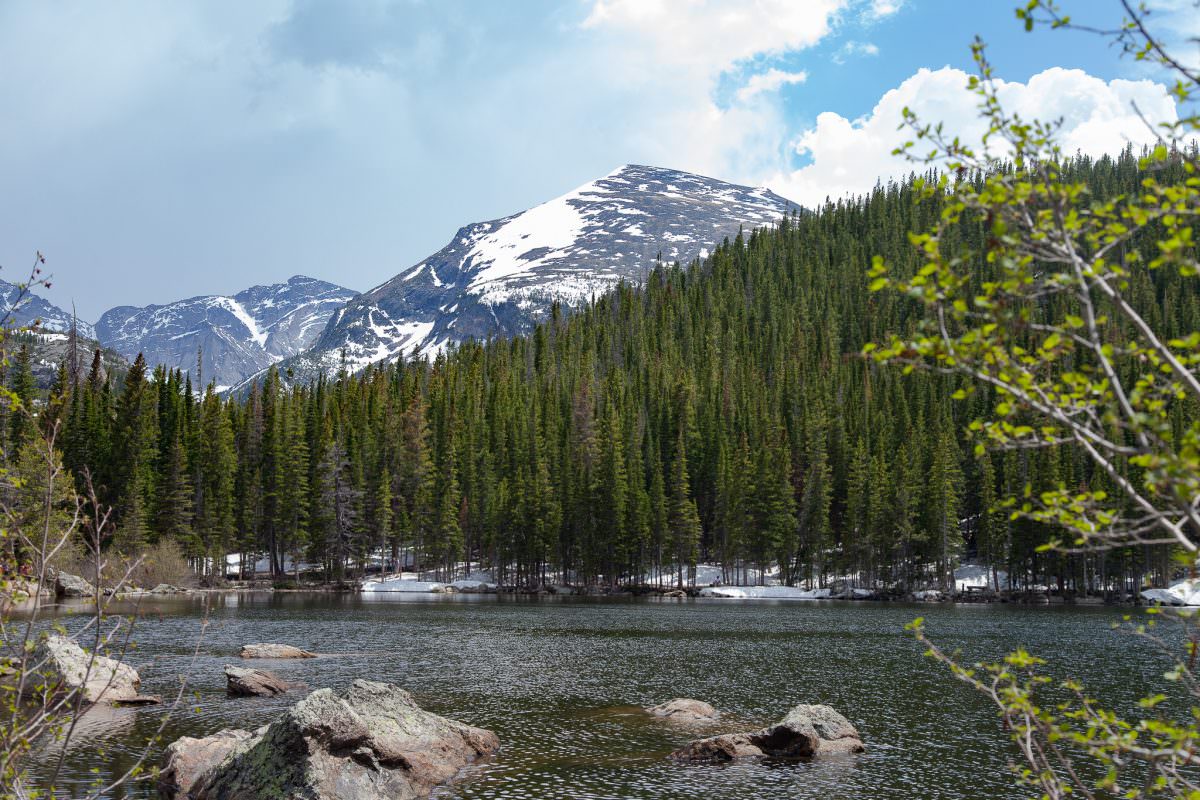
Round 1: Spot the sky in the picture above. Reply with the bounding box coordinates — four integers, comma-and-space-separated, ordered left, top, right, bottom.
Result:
0, 0, 1194, 321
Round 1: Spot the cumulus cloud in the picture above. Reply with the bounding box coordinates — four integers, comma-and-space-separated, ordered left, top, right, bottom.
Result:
576, 0, 846, 197
582, 0, 846, 75
767, 66, 1178, 206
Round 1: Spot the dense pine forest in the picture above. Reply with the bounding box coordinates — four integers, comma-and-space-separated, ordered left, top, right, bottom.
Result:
17, 149, 1196, 593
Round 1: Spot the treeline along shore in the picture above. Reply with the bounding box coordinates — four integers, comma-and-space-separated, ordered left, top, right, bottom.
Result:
15, 148, 1194, 597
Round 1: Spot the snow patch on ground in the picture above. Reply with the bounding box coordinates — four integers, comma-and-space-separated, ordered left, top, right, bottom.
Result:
362, 578, 446, 593
953, 563, 1008, 591
699, 586, 831, 600
1142, 579, 1200, 606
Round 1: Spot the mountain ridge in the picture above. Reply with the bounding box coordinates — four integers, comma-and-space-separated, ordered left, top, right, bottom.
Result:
263, 164, 798, 387
95, 275, 357, 389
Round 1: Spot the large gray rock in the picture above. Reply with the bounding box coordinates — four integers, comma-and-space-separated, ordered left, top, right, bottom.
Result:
159, 729, 257, 800
55, 572, 95, 598
224, 665, 302, 697
36, 634, 159, 706
161, 679, 499, 800
671, 704, 864, 762
238, 643, 316, 659
646, 698, 720, 724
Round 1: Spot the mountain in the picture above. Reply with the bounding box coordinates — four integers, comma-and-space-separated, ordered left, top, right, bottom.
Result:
95, 275, 357, 390
279, 165, 797, 381
0, 278, 96, 339
0, 278, 123, 389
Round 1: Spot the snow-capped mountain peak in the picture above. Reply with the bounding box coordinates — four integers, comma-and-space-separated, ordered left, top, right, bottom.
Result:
284, 165, 796, 380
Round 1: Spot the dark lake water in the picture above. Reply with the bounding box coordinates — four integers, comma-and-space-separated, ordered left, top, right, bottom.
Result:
26, 594, 1176, 799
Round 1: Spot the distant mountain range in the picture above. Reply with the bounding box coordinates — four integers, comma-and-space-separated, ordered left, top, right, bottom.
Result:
95, 276, 357, 390
3, 165, 797, 390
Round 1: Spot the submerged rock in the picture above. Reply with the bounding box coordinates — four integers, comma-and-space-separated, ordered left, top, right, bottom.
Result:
646, 698, 720, 724
36, 634, 160, 706
671, 704, 864, 762
238, 643, 317, 659
161, 679, 499, 800
55, 572, 95, 598
224, 665, 303, 697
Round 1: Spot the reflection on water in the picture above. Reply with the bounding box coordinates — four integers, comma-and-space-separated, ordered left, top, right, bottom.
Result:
24, 594, 1169, 799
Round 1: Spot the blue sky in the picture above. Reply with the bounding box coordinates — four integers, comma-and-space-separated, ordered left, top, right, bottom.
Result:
0, 0, 1190, 320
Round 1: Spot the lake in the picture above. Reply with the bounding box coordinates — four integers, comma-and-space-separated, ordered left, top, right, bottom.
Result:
27, 594, 1172, 799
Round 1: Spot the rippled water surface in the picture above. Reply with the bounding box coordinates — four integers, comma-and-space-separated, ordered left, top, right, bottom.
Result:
28, 594, 1171, 798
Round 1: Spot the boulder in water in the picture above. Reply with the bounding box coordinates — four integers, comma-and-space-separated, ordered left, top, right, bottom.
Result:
646, 698, 720, 723
161, 679, 499, 800
238, 643, 316, 659
36, 634, 159, 706
224, 665, 303, 697
671, 704, 863, 762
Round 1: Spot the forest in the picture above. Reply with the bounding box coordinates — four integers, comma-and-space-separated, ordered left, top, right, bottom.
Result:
13, 148, 1196, 594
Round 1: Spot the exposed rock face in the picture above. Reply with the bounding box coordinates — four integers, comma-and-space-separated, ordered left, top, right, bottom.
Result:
160, 729, 257, 800
36, 634, 159, 706
225, 665, 302, 697
671, 704, 864, 763
55, 572, 95, 598
238, 643, 317, 659
150, 583, 187, 594
646, 698, 720, 724
161, 680, 499, 800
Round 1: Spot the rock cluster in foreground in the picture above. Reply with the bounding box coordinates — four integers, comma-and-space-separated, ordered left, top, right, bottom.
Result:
671, 704, 864, 762
36, 634, 160, 706
160, 679, 499, 800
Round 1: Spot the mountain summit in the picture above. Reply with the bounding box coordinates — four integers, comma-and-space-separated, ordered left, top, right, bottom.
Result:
288, 165, 797, 378
96, 275, 357, 390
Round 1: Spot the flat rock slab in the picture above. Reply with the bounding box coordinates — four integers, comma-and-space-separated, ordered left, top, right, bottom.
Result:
225, 665, 303, 697
162, 680, 499, 800
238, 643, 316, 659
646, 698, 720, 724
672, 704, 864, 763
36, 634, 157, 706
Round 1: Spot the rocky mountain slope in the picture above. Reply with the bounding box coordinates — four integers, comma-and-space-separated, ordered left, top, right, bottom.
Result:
275, 164, 797, 383
96, 276, 357, 390
0, 278, 96, 339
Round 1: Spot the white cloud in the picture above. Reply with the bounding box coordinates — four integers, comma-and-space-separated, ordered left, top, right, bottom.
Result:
869, 0, 904, 19
735, 68, 809, 101
767, 66, 1178, 206
582, 0, 846, 76
834, 40, 879, 63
